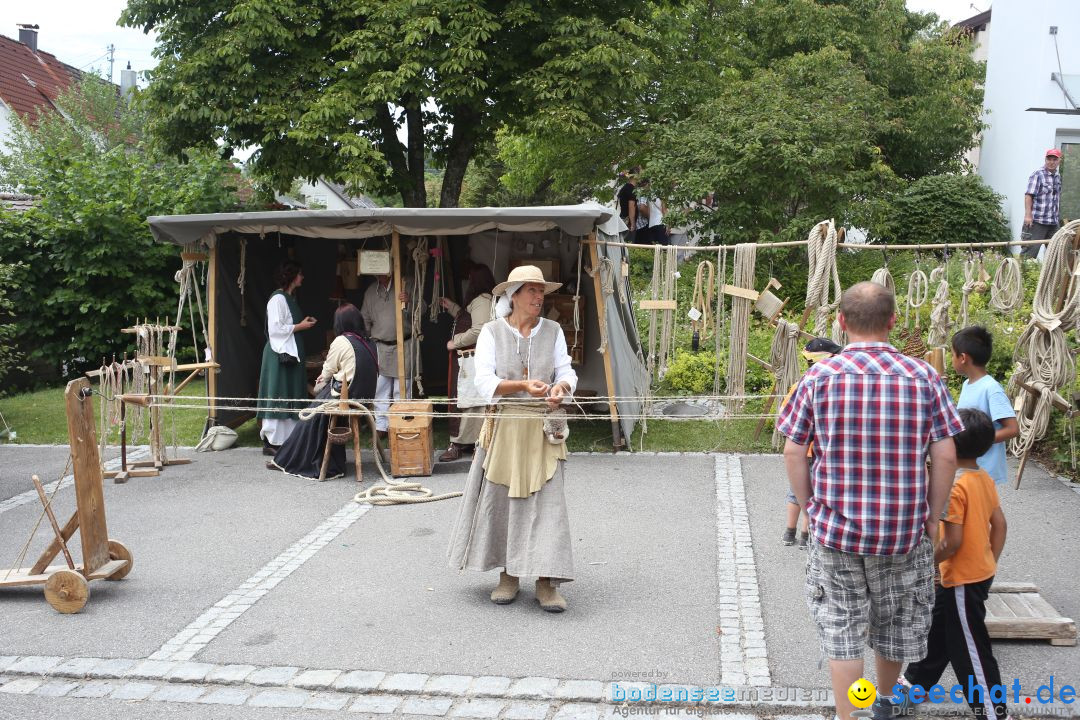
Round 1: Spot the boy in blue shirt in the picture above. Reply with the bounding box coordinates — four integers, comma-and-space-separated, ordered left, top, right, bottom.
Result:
951, 327, 1018, 485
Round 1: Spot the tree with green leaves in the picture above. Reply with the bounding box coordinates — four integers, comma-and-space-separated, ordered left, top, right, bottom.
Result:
0, 78, 248, 383
121, 0, 653, 208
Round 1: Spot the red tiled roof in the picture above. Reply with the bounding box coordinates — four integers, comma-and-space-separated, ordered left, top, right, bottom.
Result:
0, 33, 82, 123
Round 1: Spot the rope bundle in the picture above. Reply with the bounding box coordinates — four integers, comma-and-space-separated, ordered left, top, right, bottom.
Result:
647, 245, 678, 379
805, 220, 841, 339
927, 267, 952, 347
1008, 220, 1080, 460
691, 260, 715, 340
989, 256, 1023, 313
769, 319, 802, 450
725, 244, 756, 412
713, 245, 728, 396
904, 266, 929, 328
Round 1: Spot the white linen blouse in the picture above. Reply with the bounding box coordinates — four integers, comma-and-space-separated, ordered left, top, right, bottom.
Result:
266, 293, 299, 360
473, 317, 577, 405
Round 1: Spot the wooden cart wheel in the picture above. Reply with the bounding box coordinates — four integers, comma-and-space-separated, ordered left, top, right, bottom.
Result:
44, 569, 89, 614
106, 539, 133, 580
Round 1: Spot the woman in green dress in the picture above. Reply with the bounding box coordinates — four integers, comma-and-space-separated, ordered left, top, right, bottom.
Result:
257, 260, 316, 454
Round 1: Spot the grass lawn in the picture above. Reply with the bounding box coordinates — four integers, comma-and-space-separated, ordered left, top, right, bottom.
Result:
0, 380, 774, 454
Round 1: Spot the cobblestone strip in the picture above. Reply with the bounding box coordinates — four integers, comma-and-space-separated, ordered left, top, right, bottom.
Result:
715, 454, 771, 687
0, 447, 150, 516
149, 501, 371, 661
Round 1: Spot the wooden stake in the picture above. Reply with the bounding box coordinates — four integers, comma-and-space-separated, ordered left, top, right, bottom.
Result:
32, 475, 75, 570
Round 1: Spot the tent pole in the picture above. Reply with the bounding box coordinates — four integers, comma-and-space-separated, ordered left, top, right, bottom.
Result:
587, 233, 623, 452
207, 241, 218, 428
392, 230, 406, 390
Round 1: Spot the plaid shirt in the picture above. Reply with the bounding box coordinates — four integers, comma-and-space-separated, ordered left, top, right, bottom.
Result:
777, 342, 963, 556
1025, 167, 1062, 225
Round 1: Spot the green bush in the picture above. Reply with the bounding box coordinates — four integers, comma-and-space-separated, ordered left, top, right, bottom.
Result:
0, 263, 23, 392
659, 351, 717, 396
887, 174, 1010, 247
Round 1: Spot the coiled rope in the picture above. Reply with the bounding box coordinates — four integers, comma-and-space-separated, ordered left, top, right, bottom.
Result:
904, 266, 929, 328
927, 266, 952, 347
990, 256, 1024, 313
805, 220, 842, 339
691, 260, 715, 340
769, 319, 802, 450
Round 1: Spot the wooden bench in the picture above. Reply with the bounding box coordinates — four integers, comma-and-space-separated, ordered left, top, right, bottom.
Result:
986, 582, 1076, 646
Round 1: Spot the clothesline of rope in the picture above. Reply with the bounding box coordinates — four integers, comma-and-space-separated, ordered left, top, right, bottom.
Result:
586, 237, 1058, 252
131, 391, 788, 405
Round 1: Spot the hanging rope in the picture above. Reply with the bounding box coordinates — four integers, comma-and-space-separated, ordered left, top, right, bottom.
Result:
927, 266, 952, 347
990, 256, 1024, 313
410, 240, 428, 396
691, 260, 715, 341
713, 244, 728, 397
428, 241, 445, 323
238, 237, 248, 327
769, 319, 802, 450
904, 264, 929, 328
871, 265, 895, 292
1008, 220, 1080, 460
959, 255, 977, 328
804, 220, 842, 339
725, 244, 756, 413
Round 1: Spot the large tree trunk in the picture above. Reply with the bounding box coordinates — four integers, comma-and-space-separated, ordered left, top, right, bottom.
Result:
375, 103, 427, 208
439, 106, 479, 208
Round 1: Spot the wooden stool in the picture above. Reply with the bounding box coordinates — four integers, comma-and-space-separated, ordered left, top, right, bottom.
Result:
318, 378, 365, 483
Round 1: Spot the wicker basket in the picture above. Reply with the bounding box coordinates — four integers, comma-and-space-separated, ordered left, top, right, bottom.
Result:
328, 426, 353, 445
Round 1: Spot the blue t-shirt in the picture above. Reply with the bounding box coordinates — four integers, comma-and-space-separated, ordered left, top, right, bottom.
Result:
957, 374, 1016, 485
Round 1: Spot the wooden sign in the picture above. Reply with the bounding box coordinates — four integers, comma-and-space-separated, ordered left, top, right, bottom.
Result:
358, 250, 391, 276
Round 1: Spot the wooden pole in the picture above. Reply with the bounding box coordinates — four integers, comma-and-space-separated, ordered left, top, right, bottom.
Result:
64, 379, 110, 574
587, 233, 623, 451
32, 475, 75, 570
207, 242, 218, 427
392, 230, 406, 391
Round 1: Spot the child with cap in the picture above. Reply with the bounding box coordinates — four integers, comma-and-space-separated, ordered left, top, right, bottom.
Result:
779, 336, 842, 547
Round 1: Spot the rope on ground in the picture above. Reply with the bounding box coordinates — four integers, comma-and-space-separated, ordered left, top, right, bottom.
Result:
990, 256, 1024, 313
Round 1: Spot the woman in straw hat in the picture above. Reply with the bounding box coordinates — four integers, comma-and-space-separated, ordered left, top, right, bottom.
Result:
447, 265, 577, 612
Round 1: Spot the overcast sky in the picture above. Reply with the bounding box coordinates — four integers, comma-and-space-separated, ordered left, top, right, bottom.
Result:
3, 0, 989, 88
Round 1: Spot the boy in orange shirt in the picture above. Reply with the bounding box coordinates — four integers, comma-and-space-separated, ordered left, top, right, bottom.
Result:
899, 408, 1008, 720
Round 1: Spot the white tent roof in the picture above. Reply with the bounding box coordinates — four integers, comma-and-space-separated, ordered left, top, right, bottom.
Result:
148, 203, 615, 246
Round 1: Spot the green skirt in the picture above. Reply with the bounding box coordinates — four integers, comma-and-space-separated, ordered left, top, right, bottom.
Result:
256, 342, 307, 420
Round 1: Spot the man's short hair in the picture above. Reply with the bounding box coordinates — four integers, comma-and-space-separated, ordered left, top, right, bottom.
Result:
838, 282, 895, 334
955, 408, 996, 460
951, 326, 993, 367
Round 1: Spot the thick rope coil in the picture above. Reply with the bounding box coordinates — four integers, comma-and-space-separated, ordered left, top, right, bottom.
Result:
905, 267, 929, 328
871, 266, 895, 292
927, 266, 952, 347
805, 220, 842, 338
725, 244, 756, 412
990, 256, 1023, 313
769, 319, 803, 450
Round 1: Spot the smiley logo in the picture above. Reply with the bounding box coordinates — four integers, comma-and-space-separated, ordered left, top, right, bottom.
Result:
847, 678, 876, 708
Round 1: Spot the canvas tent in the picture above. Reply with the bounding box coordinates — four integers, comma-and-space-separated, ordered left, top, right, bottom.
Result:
147, 204, 649, 446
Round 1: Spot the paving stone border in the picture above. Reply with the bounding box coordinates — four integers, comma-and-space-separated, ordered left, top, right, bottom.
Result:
715, 455, 771, 688
0, 448, 149, 516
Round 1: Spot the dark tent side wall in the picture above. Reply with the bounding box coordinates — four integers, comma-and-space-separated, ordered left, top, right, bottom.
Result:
210, 228, 644, 435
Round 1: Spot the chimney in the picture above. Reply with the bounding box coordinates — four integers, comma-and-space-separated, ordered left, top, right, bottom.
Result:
17, 24, 39, 53
120, 62, 137, 99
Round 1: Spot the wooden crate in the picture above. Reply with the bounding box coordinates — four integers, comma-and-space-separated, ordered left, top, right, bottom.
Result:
388, 400, 433, 477
985, 581, 1076, 646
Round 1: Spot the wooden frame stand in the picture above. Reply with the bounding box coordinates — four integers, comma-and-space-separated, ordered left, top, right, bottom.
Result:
0, 378, 132, 613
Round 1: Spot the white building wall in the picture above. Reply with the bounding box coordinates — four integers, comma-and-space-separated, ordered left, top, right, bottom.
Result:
298, 179, 351, 210
977, 0, 1080, 240
0, 101, 14, 156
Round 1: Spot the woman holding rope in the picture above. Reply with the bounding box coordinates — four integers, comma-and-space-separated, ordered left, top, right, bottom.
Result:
447, 265, 578, 613
268, 304, 378, 480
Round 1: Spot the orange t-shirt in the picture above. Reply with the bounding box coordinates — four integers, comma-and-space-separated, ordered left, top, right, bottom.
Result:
939, 468, 1001, 588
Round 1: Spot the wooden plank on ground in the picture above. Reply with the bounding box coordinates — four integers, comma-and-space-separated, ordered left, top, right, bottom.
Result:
991, 581, 1039, 593
985, 586, 1077, 645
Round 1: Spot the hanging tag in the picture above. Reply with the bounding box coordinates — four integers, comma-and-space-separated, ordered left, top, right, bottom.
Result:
687, 307, 702, 322
621, 261, 629, 278
673, 271, 681, 279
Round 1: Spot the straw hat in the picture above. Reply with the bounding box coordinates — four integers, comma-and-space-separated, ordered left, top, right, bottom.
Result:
492, 265, 563, 296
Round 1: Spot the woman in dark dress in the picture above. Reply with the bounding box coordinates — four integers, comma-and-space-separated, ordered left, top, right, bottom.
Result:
269, 304, 378, 480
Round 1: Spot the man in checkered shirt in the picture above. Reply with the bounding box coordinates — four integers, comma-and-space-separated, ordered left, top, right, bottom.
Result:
777, 282, 963, 720
1022, 148, 1063, 260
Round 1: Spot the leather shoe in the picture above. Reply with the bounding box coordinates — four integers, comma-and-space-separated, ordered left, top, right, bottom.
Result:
439, 443, 464, 462
535, 577, 567, 613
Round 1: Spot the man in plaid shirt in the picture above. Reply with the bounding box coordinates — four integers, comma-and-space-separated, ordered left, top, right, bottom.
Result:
777, 282, 963, 720
1022, 148, 1063, 260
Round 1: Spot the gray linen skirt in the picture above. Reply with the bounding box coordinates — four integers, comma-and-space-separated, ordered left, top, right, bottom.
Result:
446, 447, 574, 583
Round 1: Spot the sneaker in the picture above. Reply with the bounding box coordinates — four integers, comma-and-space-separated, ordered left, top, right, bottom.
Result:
872, 694, 915, 720
798, 531, 809, 548
781, 527, 796, 546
